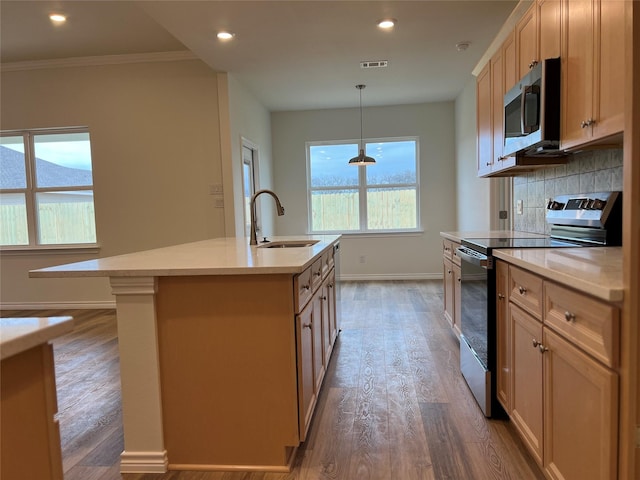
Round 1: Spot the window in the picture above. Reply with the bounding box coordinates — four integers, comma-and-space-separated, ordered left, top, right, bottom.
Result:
307, 137, 419, 233
0, 128, 97, 248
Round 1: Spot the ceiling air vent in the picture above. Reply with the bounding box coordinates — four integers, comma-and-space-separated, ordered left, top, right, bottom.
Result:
360, 60, 388, 69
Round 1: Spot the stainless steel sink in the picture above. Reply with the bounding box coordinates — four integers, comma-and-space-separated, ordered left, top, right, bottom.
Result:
257, 240, 319, 249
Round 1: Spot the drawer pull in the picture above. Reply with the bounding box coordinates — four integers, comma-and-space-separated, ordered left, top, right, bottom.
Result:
320, 295, 327, 301
518, 286, 527, 295
538, 344, 549, 353
315, 271, 322, 277
302, 285, 310, 291
532, 339, 541, 348
303, 323, 312, 329
328, 283, 334, 288
564, 311, 576, 322
498, 293, 505, 300
448, 269, 452, 274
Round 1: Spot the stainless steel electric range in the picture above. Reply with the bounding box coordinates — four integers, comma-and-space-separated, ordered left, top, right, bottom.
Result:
455, 191, 622, 417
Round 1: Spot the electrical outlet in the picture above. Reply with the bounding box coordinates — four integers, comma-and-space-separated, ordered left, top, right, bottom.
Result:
516, 199, 524, 215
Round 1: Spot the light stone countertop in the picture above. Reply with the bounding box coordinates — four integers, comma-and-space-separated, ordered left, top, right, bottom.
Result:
493, 247, 624, 302
440, 230, 547, 242
0, 316, 74, 360
29, 235, 341, 278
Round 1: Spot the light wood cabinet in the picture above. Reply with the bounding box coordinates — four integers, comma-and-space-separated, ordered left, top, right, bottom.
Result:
561, 0, 625, 150
296, 299, 318, 441
538, 0, 561, 62
516, 3, 538, 79
442, 238, 461, 338
495, 260, 511, 412
502, 262, 620, 478
543, 328, 618, 480
1, 343, 64, 480
510, 302, 544, 464
476, 62, 493, 177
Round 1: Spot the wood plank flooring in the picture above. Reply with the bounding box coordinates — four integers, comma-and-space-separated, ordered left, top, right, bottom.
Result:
1, 281, 545, 480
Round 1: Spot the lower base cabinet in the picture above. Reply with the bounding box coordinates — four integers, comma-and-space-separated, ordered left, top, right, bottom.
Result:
543, 329, 618, 480
500, 262, 619, 480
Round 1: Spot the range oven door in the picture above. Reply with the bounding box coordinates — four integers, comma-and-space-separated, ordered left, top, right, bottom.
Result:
455, 245, 495, 417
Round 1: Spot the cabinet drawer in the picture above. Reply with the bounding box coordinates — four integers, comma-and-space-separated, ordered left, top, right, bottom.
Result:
294, 267, 313, 313
509, 265, 543, 319
310, 258, 323, 292
322, 248, 334, 278
442, 239, 454, 260
544, 282, 619, 368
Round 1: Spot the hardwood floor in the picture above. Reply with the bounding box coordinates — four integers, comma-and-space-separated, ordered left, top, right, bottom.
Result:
2, 281, 545, 480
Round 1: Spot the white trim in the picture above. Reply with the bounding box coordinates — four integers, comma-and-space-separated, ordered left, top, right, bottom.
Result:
0, 301, 115, 310
0, 51, 198, 72
110, 277, 157, 296
0, 245, 100, 256
339, 273, 442, 281
120, 450, 168, 474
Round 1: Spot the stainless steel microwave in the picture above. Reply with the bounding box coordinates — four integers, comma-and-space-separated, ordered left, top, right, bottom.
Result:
503, 57, 561, 157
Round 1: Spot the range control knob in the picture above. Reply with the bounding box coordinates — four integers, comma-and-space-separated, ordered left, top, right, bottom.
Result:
591, 199, 606, 210
547, 200, 564, 210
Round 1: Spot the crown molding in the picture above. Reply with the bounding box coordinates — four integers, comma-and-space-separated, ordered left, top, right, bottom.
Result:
0, 50, 199, 72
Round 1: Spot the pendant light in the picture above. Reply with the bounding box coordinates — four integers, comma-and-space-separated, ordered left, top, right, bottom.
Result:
348, 84, 376, 165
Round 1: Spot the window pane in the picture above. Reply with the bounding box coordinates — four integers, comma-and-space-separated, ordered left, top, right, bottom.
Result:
367, 187, 417, 230
36, 191, 96, 244
0, 136, 27, 189
310, 144, 359, 187
33, 132, 93, 188
311, 189, 359, 231
366, 141, 417, 185
0, 193, 29, 245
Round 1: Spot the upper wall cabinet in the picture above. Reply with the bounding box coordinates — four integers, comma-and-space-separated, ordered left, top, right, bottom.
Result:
560, 0, 625, 151
515, 3, 538, 80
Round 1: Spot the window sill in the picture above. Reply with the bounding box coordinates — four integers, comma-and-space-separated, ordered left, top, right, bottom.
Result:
0, 244, 101, 256
311, 230, 424, 238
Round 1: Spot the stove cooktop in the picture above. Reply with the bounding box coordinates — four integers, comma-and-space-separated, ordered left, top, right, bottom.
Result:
461, 236, 582, 255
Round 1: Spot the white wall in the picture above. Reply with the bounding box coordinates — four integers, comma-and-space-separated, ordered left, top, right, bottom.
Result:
226, 74, 276, 238
454, 76, 492, 231
0, 59, 226, 307
271, 102, 457, 279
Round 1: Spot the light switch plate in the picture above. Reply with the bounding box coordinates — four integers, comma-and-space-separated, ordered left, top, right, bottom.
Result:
516, 200, 523, 215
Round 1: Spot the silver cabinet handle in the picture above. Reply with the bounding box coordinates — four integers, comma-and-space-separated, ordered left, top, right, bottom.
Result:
538, 344, 549, 353
303, 323, 312, 329
302, 285, 310, 291
529, 60, 539, 69
498, 293, 505, 300
532, 339, 541, 348
518, 286, 527, 295
581, 118, 595, 128
564, 311, 576, 322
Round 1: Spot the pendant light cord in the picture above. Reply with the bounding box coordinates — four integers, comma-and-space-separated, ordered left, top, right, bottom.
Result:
357, 84, 365, 151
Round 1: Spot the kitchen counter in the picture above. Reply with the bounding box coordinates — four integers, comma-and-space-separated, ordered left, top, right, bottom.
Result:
0, 316, 74, 360
493, 247, 623, 302
29, 235, 340, 278
28, 235, 341, 475
440, 230, 547, 242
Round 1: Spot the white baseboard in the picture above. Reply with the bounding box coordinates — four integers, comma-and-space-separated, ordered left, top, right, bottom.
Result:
339, 273, 442, 281
120, 450, 168, 474
0, 300, 116, 310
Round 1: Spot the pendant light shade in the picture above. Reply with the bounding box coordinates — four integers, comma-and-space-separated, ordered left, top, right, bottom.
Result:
348, 84, 376, 165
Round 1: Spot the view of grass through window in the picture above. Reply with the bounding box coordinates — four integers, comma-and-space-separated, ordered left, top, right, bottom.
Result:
308, 139, 419, 232
0, 130, 97, 246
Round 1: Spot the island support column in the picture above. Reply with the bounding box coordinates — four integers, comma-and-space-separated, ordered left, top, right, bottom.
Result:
110, 276, 168, 473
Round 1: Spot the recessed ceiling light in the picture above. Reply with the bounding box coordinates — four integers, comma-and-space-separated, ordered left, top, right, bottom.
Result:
217, 31, 235, 41
49, 13, 67, 23
377, 18, 397, 29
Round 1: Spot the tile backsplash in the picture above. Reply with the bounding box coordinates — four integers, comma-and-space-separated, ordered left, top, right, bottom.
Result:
513, 148, 623, 234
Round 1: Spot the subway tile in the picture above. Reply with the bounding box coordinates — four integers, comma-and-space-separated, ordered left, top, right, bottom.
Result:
579, 151, 595, 172
567, 174, 580, 193
594, 168, 612, 191
612, 166, 623, 190
580, 171, 595, 192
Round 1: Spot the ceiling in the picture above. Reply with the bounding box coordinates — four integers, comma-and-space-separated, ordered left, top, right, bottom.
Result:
0, 0, 518, 111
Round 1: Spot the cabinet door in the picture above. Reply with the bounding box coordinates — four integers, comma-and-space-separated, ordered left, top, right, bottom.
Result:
592, 0, 625, 141
443, 256, 454, 327
320, 273, 336, 365
311, 294, 325, 393
491, 47, 506, 169
496, 260, 511, 412
516, 3, 538, 78
296, 303, 317, 441
476, 62, 493, 177
561, 0, 595, 149
538, 0, 561, 61
543, 328, 618, 480
452, 262, 462, 338
326, 269, 338, 346
503, 30, 517, 92
510, 303, 543, 465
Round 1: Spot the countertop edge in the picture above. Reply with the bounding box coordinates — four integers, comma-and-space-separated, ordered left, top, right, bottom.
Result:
0, 316, 75, 360
493, 249, 623, 303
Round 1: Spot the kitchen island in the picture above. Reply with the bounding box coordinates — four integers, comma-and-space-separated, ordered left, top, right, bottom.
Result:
30, 235, 341, 474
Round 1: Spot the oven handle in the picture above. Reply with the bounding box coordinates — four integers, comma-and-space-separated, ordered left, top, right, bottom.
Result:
456, 246, 492, 269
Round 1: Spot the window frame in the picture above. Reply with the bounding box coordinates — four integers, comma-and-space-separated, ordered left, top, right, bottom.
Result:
306, 136, 421, 235
0, 127, 99, 252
